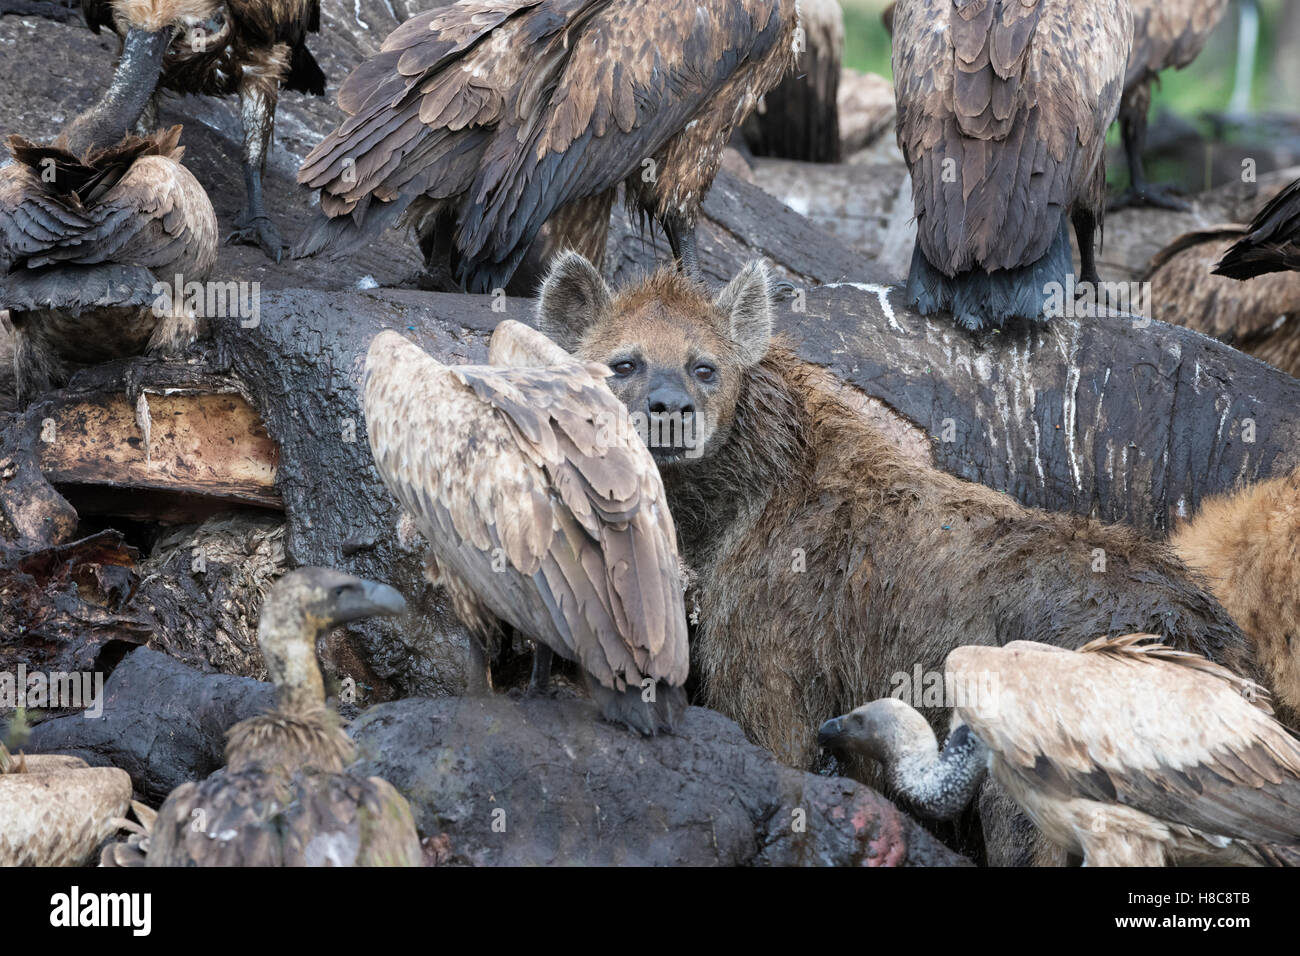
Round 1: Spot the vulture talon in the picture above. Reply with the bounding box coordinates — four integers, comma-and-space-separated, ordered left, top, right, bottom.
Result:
1108, 183, 1192, 213
226, 214, 286, 263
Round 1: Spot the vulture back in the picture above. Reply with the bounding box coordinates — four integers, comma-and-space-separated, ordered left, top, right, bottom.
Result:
362, 329, 690, 725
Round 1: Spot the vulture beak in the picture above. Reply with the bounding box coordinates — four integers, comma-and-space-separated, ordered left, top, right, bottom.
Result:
331, 579, 408, 624
816, 716, 845, 748
63, 26, 174, 154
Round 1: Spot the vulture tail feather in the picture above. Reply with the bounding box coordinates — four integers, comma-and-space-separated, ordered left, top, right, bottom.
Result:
585, 676, 687, 737
291, 200, 407, 261
906, 217, 1072, 332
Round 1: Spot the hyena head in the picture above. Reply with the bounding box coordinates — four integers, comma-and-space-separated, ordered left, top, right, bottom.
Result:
536, 253, 774, 466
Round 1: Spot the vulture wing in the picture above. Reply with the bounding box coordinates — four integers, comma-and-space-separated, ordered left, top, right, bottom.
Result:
363, 330, 689, 692
146, 770, 423, 866
487, 316, 576, 368
949, 637, 1300, 846
1126, 0, 1230, 88
0, 127, 216, 278
893, 0, 1130, 274
1215, 177, 1300, 280
299, 0, 789, 289
455, 0, 788, 286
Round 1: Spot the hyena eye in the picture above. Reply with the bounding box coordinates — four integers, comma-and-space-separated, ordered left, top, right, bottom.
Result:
611, 360, 637, 376
693, 364, 716, 383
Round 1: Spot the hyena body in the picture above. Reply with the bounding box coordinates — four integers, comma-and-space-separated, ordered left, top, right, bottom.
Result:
536, 254, 1256, 864
1174, 467, 1300, 727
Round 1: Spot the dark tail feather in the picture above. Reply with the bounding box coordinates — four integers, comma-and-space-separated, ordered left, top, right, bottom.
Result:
1214, 241, 1288, 281
585, 677, 687, 736
291, 200, 406, 261
906, 216, 1072, 331
285, 43, 326, 96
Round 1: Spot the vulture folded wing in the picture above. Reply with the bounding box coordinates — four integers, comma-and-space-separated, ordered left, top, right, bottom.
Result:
454, 0, 790, 281
147, 776, 291, 866
949, 640, 1300, 846
0, 159, 94, 272
1, 128, 215, 276
894, 0, 1129, 274
363, 331, 688, 692
297, 1, 551, 216
488, 317, 581, 368
147, 771, 421, 866
1126, 0, 1229, 87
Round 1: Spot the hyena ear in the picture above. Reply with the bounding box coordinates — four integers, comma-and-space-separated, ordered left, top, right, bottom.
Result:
715, 260, 774, 366
535, 251, 612, 352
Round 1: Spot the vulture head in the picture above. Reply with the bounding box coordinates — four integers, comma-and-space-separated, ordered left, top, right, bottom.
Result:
536, 253, 775, 467
819, 697, 990, 821
65, 0, 231, 155
256, 568, 406, 714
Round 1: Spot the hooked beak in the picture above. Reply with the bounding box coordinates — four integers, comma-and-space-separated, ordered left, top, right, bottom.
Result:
62, 26, 173, 154
333, 579, 407, 624
817, 716, 845, 748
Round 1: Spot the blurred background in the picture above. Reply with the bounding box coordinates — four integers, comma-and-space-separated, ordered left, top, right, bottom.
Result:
842, 0, 1300, 190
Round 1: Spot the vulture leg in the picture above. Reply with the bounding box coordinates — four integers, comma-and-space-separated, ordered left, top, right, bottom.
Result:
412, 214, 462, 292
1110, 83, 1191, 212
226, 79, 287, 262
663, 212, 702, 281
135, 92, 161, 137
1071, 206, 1100, 288
527, 644, 553, 696
465, 635, 494, 696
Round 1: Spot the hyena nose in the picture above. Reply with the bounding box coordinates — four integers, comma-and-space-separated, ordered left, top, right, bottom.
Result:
647, 387, 695, 417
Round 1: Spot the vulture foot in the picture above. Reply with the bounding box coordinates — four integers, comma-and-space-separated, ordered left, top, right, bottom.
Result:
227, 213, 287, 263
1108, 183, 1191, 212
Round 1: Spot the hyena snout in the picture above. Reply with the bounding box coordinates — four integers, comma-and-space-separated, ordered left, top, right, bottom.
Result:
646, 383, 695, 417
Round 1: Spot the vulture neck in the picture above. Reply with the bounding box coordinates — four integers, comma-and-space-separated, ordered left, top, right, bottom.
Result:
659, 344, 810, 568
882, 722, 990, 821
257, 600, 329, 716
62, 27, 172, 155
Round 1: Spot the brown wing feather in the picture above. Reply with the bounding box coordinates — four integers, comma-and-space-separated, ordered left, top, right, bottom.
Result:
949, 639, 1300, 846
300, 0, 793, 290
363, 329, 688, 691
146, 769, 422, 866
1126, 0, 1230, 89
893, 0, 1130, 274
1, 127, 215, 278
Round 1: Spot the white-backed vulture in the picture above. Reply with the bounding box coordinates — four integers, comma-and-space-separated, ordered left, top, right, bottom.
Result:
140, 568, 423, 866
1143, 225, 1300, 379
820, 635, 1300, 866
1216, 175, 1300, 279
1173, 466, 1300, 728
294, 0, 799, 294
1115, 0, 1230, 210
0, 125, 217, 407
74, 0, 326, 260
743, 0, 843, 163
891, 0, 1132, 330
0, 745, 132, 867
361, 320, 689, 734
